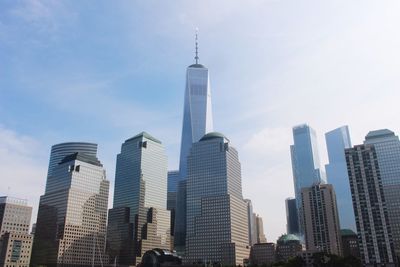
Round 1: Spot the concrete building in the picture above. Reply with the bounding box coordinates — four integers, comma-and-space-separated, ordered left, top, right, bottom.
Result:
31, 152, 110, 267
325, 126, 356, 232
363, 129, 400, 261
290, 124, 325, 235
276, 234, 302, 262
250, 243, 276, 266
185, 132, 249, 266
244, 199, 257, 246
107, 132, 171, 265
301, 184, 341, 256
346, 139, 396, 266
285, 198, 299, 235
255, 214, 267, 244
340, 229, 360, 259
0, 197, 33, 267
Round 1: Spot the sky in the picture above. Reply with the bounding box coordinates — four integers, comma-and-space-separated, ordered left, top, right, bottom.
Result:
1, 0, 400, 242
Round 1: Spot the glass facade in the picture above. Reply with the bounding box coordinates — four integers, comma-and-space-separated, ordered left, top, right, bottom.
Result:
290, 124, 324, 235
46, 142, 97, 179
363, 129, 400, 261
178, 64, 213, 180
185, 133, 249, 265
325, 126, 356, 231
285, 198, 299, 235
31, 152, 110, 267
108, 132, 171, 265
345, 144, 395, 266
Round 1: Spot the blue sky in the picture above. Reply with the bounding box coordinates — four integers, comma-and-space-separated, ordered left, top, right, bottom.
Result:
1, 0, 400, 241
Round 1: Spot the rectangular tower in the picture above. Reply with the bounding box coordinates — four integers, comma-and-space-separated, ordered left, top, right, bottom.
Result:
301, 184, 342, 256
285, 198, 299, 235
31, 152, 110, 267
345, 143, 395, 266
325, 126, 356, 231
185, 133, 249, 266
107, 132, 171, 265
0, 197, 33, 267
290, 124, 325, 235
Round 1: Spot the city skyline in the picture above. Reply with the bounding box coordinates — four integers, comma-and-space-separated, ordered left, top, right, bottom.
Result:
1, 1, 400, 242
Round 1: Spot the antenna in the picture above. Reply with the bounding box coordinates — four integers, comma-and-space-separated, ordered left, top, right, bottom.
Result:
195, 28, 199, 64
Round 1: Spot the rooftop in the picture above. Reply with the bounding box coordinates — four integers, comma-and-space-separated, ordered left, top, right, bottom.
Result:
277, 234, 301, 244
0, 196, 29, 206
188, 63, 206, 68
365, 129, 395, 140
60, 152, 103, 167
125, 131, 162, 144
199, 132, 229, 142
340, 229, 357, 236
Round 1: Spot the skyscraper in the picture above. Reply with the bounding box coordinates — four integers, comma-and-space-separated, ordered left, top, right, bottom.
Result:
107, 132, 171, 265
244, 199, 257, 246
185, 132, 249, 265
346, 142, 395, 266
290, 124, 325, 234
173, 33, 214, 254
285, 198, 299, 235
255, 214, 267, 244
325, 126, 356, 231
178, 32, 213, 180
363, 129, 400, 261
301, 184, 342, 256
46, 142, 97, 178
31, 152, 110, 267
0, 197, 33, 267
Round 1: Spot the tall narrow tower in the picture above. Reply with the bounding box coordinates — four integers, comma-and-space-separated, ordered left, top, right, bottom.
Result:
178, 31, 213, 180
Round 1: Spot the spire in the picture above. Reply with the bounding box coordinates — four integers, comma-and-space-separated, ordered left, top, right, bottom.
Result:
195, 28, 199, 64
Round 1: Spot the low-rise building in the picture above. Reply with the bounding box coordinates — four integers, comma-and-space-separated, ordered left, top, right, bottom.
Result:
250, 243, 275, 266
276, 234, 302, 262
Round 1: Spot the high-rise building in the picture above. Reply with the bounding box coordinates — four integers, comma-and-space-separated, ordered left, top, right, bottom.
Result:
173, 33, 214, 254
345, 142, 395, 266
255, 214, 267, 244
0, 196, 33, 267
363, 130, 400, 260
167, 170, 180, 250
301, 183, 341, 256
46, 142, 97, 178
185, 132, 249, 265
325, 126, 356, 231
178, 33, 213, 180
290, 124, 325, 235
107, 132, 171, 265
31, 152, 110, 267
285, 198, 299, 235
244, 199, 257, 246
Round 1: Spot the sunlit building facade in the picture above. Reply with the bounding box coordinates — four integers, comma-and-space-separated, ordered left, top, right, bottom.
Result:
185, 132, 249, 266
31, 152, 109, 267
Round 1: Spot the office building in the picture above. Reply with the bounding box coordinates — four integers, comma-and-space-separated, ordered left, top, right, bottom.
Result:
340, 229, 360, 259
346, 133, 396, 266
363, 130, 400, 260
290, 124, 325, 235
178, 33, 213, 180
244, 199, 257, 246
167, 170, 180, 250
255, 214, 267, 244
46, 142, 97, 178
107, 132, 171, 265
173, 33, 214, 254
185, 132, 249, 265
276, 234, 302, 262
285, 198, 299, 235
173, 180, 187, 255
325, 126, 356, 231
31, 152, 110, 267
250, 243, 276, 266
0, 197, 33, 267
301, 184, 341, 256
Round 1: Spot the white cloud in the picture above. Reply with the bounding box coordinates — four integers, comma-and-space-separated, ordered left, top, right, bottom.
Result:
0, 125, 48, 228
